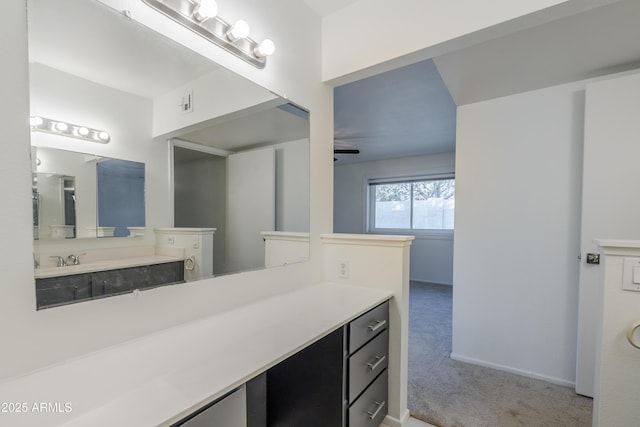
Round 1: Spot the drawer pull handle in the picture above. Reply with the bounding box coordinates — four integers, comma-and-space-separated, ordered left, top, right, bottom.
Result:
367, 355, 386, 371
367, 400, 386, 420
367, 319, 387, 333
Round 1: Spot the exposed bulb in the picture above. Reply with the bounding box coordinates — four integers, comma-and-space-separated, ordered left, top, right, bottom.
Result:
193, 0, 217, 22
97, 131, 110, 142
54, 122, 69, 132
77, 126, 89, 136
226, 20, 250, 41
254, 39, 275, 58
30, 116, 44, 127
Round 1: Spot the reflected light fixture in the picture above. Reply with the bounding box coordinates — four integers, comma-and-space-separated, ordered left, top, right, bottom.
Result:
142, 0, 275, 68
30, 116, 111, 144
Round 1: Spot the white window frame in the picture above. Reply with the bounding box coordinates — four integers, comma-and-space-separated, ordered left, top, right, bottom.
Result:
367, 174, 455, 239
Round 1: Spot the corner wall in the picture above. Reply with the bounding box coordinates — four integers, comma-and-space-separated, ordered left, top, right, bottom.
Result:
453, 80, 585, 385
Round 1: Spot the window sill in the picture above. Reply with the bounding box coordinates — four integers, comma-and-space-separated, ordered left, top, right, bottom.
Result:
367, 229, 453, 240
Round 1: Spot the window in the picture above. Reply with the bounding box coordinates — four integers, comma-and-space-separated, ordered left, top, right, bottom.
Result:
368, 176, 455, 233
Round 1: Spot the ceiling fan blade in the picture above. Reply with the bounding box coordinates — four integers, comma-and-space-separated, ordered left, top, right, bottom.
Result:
333, 149, 360, 154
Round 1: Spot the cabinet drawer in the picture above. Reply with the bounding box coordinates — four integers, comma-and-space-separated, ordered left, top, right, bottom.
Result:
349, 328, 389, 403
348, 370, 388, 427
349, 301, 389, 354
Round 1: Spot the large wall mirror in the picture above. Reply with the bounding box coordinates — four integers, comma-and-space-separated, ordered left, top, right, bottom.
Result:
28, 0, 310, 288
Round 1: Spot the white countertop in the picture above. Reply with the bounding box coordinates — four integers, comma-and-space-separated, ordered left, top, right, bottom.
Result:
35, 255, 184, 279
0, 282, 392, 426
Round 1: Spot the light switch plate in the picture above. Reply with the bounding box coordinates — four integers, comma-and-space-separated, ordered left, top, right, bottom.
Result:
622, 257, 640, 292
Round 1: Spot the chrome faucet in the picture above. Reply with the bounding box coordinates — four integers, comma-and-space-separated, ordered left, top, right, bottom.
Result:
67, 253, 85, 265
50, 256, 67, 267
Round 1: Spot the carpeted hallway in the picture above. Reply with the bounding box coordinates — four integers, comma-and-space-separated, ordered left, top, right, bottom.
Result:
408, 281, 593, 427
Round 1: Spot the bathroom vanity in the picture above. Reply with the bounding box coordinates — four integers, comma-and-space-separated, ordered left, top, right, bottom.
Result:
0, 283, 392, 427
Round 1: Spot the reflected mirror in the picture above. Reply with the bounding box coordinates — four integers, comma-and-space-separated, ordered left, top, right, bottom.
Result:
32, 147, 145, 240
28, 0, 309, 286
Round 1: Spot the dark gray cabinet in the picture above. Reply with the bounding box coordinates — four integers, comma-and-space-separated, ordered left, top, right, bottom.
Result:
36, 261, 184, 309
265, 300, 389, 427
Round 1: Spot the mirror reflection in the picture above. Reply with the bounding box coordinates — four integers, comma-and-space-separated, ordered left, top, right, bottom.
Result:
32, 147, 145, 240
172, 102, 310, 275
27, 0, 310, 300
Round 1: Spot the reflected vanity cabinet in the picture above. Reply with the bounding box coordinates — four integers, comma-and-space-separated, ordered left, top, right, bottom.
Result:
265, 300, 390, 427
35, 261, 184, 309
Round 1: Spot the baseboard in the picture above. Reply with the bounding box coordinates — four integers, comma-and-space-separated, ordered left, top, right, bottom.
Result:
409, 279, 453, 286
383, 408, 411, 427
449, 353, 575, 388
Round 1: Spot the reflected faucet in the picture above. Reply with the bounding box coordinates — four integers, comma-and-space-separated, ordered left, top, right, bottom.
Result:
67, 253, 85, 266
50, 256, 67, 267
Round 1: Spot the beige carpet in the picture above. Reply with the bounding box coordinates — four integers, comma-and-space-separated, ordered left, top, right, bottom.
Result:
408, 282, 593, 427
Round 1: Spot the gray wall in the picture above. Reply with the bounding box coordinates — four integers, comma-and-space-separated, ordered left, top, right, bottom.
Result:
334, 152, 455, 285
174, 153, 227, 274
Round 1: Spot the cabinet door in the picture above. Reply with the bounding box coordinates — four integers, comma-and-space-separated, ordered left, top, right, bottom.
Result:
267, 327, 345, 427
177, 387, 247, 427
36, 273, 92, 308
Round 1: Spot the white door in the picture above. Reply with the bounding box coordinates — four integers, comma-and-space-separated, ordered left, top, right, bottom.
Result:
226, 147, 275, 273
576, 77, 640, 397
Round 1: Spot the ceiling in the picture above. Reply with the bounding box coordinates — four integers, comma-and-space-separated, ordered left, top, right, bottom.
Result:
334, 59, 456, 164
333, 0, 640, 164
178, 104, 309, 150
302, 0, 360, 17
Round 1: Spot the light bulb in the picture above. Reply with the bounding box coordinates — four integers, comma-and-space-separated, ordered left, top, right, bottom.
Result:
97, 131, 110, 142
54, 122, 69, 132
226, 20, 250, 41
193, 0, 217, 22
77, 126, 89, 136
30, 116, 44, 127
254, 39, 275, 58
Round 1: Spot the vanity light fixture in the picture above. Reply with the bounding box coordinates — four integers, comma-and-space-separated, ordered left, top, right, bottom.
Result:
226, 20, 250, 42
142, 0, 275, 69
30, 116, 111, 144
192, 0, 217, 22
254, 39, 275, 58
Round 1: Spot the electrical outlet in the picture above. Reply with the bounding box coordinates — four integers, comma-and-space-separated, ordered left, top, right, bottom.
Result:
338, 260, 349, 278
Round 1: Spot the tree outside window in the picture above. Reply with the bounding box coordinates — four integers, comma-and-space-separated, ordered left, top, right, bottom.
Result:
370, 177, 454, 231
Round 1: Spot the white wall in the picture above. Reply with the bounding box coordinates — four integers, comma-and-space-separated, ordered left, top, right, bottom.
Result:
453, 80, 587, 385
274, 139, 310, 232
334, 152, 455, 284
152, 69, 278, 138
